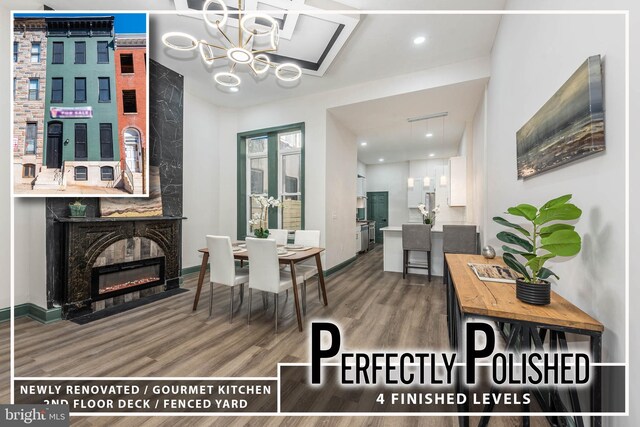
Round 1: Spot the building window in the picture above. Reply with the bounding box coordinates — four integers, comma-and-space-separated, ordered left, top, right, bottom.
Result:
99, 123, 114, 159
74, 166, 88, 181
120, 53, 134, 73
122, 90, 137, 113
97, 41, 109, 64
25, 123, 37, 154
238, 123, 305, 238
31, 42, 41, 63
74, 123, 87, 159
52, 42, 64, 64
75, 41, 86, 64
13, 41, 18, 62
74, 78, 86, 102
28, 78, 39, 100
51, 78, 63, 103
23, 164, 36, 178
101, 166, 114, 181
98, 77, 111, 102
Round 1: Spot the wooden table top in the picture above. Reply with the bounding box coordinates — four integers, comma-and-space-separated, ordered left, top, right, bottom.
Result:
199, 245, 324, 263
446, 253, 604, 333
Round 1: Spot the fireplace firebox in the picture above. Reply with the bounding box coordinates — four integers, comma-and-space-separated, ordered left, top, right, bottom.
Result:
91, 257, 165, 301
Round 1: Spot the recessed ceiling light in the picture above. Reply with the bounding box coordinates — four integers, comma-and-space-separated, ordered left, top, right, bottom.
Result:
378, 158, 384, 162
429, 153, 435, 157
426, 133, 433, 138
413, 36, 427, 45
360, 141, 367, 146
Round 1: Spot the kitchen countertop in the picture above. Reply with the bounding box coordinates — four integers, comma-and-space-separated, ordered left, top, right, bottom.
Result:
381, 221, 476, 233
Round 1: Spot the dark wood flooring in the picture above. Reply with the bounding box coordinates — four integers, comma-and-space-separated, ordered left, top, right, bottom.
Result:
0, 246, 544, 426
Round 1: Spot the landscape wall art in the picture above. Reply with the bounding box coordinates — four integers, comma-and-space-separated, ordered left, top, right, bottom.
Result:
516, 55, 605, 179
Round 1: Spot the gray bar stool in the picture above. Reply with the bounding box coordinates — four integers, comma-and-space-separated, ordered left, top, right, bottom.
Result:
402, 224, 432, 281
442, 225, 478, 284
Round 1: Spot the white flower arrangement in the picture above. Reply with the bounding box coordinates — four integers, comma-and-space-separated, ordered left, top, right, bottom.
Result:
249, 195, 282, 237
417, 203, 440, 224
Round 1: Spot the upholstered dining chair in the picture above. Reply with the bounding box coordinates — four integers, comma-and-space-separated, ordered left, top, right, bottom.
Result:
293, 230, 321, 314
402, 224, 432, 281
206, 235, 249, 322
442, 225, 478, 285
245, 237, 305, 333
268, 229, 289, 246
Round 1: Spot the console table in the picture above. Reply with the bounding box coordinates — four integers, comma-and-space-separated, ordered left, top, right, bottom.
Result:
444, 253, 604, 427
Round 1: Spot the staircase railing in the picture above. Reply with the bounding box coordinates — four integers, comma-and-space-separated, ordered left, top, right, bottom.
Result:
123, 162, 134, 194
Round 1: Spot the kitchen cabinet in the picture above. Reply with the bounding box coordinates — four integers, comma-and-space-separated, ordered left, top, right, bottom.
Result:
407, 183, 423, 208
356, 177, 366, 198
448, 156, 467, 206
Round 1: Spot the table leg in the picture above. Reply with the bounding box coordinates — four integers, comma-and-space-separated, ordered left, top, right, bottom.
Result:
315, 253, 328, 306
192, 252, 209, 311
289, 261, 303, 332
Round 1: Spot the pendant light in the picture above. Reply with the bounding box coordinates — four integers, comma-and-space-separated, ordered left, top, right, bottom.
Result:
407, 177, 415, 189
423, 176, 431, 187
439, 116, 448, 186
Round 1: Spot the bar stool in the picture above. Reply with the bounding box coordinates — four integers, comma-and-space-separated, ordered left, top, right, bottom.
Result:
442, 225, 478, 285
402, 224, 432, 281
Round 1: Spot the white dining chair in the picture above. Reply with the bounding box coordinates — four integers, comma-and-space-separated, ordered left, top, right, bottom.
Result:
294, 230, 321, 314
206, 235, 249, 323
268, 229, 289, 246
245, 237, 304, 333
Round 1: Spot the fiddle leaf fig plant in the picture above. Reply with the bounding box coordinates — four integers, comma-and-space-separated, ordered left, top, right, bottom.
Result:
493, 194, 582, 284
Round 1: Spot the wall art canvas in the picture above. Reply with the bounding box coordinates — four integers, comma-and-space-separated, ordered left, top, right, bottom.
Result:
100, 166, 163, 217
516, 55, 605, 179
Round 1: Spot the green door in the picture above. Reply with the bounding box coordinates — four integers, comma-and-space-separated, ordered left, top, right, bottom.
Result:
367, 191, 388, 243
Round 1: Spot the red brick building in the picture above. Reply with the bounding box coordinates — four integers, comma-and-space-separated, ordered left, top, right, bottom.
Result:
114, 34, 146, 194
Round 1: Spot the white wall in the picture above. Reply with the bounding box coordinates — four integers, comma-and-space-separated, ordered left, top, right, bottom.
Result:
357, 161, 367, 178
326, 112, 358, 265
13, 200, 47, 308
471, 87, 488, 245
488, 12, 626, 368
366, 162, 409, 227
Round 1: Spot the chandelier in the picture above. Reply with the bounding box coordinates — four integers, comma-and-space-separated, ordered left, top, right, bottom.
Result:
161, 0, 302, 89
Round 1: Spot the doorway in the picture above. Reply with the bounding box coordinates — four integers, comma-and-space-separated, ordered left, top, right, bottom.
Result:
46, 122, 63, 169
124, 128, 142, 172
367, 191, 388, 244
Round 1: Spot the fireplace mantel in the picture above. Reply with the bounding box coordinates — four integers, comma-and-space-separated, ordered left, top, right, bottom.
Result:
55, 216, 187, 223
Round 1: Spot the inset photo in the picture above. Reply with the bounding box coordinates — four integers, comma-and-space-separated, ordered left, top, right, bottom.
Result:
12, 12, 148, 196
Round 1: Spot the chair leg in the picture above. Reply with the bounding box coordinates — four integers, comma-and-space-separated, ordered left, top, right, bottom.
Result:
428, 251, 432, 282
208, 283, 213, 317
239, 283, 244, 305
247, 288, 252, 324
229, 286, 235, 323
302, 280, 307, 315
403, 250, 407, 279
262, 292, 268, 311
274, 294, 278, 334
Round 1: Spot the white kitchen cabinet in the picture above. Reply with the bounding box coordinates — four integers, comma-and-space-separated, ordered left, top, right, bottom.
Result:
356, 177, 366, 198
448, 156, 467, 206
355, 227, 361, 255
407, 182, 423, 208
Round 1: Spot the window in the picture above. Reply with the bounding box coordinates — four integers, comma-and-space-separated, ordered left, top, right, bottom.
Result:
51, 78, 63, 103
25, 123, 37, 154
100, 166, 114, 181
99, 123, 114, 159
98, 77, 111, 102
74, 78, 86, 102
122, 90, 137, 113
23, 164, 36, 178
28, 78, 39, 100
238, 124, 305, 238
74, 123, 87, 159
74, 166, 87, 181
31, 42, 41, 63
13, 41, 18, 62
97, 41, 109, 63
120, 53, 134, 73
75, 41, 86, 64
52, 42, 64, 64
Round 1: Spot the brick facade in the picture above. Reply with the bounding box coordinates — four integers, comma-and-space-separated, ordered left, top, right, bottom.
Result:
13, 18, 47, 185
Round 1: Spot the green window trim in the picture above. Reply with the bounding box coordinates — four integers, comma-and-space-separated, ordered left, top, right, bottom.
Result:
237, 122, 305, 240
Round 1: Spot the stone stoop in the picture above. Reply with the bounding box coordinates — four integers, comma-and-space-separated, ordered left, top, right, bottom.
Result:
33, 166, 64, 190
132, 172, 144, 195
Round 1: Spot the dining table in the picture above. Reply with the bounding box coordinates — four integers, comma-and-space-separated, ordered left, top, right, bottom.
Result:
192, 243, 328, 332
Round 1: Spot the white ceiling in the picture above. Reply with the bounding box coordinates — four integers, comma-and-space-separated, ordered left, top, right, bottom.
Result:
330, 78, 488, 164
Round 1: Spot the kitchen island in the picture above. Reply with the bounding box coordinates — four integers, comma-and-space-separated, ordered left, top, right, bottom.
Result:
381, 222, 477, 277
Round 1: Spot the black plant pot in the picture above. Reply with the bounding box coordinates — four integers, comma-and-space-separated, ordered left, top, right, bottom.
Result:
515, 278, 551, 306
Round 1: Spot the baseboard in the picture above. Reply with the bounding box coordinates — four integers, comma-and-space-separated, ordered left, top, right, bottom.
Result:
0, 303, 62, 324
181, 264, 206, 276
324, 256, 357, 277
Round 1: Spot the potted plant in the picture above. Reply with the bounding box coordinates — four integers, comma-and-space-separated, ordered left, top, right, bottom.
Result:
417, 203, 440, 225
493, 194, 582, 305
249, 195, 282, 238
68, 199, 87, 217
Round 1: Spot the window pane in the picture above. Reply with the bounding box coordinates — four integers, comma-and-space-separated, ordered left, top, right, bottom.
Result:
250, 157, 268, 194
120, 54, 134, 73
279, 130, 302, 151
281, 153, 300, 194
75, 41, 86, 64
25, 123, 37, 154
248, 137, 268, 155
13, 41, 18, 62
101, 166, 114, 180
97, 41, 109, 63
28, 79, 39, 100
75, 166, 87, 181
75, 124, 87, 159
100, 123, 113, 159
282, 196, 302, 230
75, 78, 86, 102
51, 78, 63, 103
23, 164, 36, 178
98, 77, 111, 102
52, 42, 64, 64
30, 42, 40, 63
123, 90, 137, 113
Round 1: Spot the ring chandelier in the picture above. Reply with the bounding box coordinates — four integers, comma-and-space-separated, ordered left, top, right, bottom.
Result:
162, 0, 302, 88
